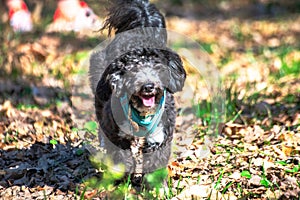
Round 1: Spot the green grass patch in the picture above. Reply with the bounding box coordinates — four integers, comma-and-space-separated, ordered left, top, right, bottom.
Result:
219, 52, 233, 67
195, 100, 212, 126
49, 139, 58, 145
260, 164, 272, 188
241, 170, 252, 179
17, 103, 39, 110
270, 46, 300, 78
283, 94, 297, 104
276, 160, 287, 166
87, 155, 171, 199
285, 165, 300, 173
260, 177, 272, 188
214, 168, 224, 191
225, 87, 240, 122
83, 121, 98, 135
199, 42, 214, 54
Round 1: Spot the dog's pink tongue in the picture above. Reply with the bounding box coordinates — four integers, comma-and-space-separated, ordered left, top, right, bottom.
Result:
142, 96, 155, 107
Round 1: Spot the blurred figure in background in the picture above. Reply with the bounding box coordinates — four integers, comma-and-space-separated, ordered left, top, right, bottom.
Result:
5, 0, 101, 33
6, 0, 33, 32
46, 0, 101, 33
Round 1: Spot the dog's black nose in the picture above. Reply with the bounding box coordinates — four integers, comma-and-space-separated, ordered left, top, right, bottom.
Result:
142, 83, 155, 93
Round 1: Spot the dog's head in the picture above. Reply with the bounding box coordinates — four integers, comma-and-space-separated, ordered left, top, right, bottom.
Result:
97, 48, 185, 119
124, 64, 167, 116
108, 50, 171, 116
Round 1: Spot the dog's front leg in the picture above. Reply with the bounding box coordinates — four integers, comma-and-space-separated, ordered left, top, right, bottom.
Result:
130, 137, 145, 184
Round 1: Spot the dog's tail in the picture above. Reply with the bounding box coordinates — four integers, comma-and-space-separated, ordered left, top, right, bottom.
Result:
102, 0, 166, 36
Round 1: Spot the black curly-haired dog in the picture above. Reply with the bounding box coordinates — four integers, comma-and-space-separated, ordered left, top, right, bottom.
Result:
89, 0, 186, 186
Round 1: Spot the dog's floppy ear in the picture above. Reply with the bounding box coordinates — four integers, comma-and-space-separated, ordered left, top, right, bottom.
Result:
95, 64, 124, 101
95, 77, 112, 102
166, 52, 186, 93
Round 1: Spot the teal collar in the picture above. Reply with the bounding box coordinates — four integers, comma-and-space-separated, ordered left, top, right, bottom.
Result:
119, 89, 166, 137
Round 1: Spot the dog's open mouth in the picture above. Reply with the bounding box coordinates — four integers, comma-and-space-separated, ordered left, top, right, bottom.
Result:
130, 89, 163, 117
140, 95, 155, 107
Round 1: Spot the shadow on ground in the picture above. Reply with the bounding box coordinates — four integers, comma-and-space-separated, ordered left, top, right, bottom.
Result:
0, 142, 100, 194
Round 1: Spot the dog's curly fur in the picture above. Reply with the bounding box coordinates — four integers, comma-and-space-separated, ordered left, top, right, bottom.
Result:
89, 0, 186, 186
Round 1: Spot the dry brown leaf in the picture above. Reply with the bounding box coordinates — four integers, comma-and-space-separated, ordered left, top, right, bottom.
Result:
281, 144, 294, 157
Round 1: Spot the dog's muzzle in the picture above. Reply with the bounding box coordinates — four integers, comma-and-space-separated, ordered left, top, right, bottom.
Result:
119, 89, 166, 137
138, 83, 157, 107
